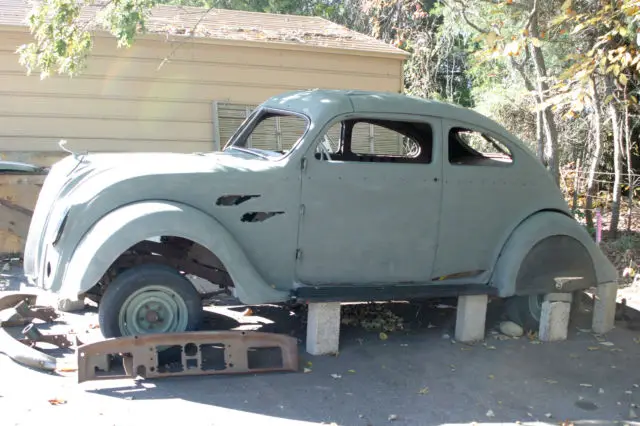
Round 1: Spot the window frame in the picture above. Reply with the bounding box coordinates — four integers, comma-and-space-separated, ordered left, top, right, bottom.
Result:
310, 114, 437, 165
222, 107, 311, 162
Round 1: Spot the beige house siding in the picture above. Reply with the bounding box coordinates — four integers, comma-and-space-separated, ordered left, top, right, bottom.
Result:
0, 28, 404, 166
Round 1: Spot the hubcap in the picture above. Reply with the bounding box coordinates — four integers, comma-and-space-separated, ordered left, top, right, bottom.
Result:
118, 285, 189, 336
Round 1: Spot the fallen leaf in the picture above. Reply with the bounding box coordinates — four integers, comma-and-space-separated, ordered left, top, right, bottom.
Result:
348, 369, 356, 373
304, 368, 312, 373
388, 414, 398, 421
486, 409, 495, 417
486, 345, 497, 350
545, 413, 553, 418
569, 353, 579, 359
306, 361, 313, 367
379, 332, 388, 340
625, 390, 633, 394
530, 340, 542, 345
418, 387, 429, 395
633, 337, 640, 344
599, 341, 614, 346
587, 346, 600, 351
330, 374, 342, 379
48, 398, 67, 405
545, 379, 558, 384
461, 346, 472, 351
488, 374, 495, 380
580, 383, 593, 387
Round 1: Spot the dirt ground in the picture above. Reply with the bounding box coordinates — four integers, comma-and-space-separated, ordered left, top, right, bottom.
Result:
1, 265, 640, 426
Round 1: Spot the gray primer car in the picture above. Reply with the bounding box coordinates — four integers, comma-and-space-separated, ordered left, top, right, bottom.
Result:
23, 89, 617, 337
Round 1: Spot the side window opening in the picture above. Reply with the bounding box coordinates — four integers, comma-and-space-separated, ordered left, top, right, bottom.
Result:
448, 127, 513, 166
315, 118, 433, 164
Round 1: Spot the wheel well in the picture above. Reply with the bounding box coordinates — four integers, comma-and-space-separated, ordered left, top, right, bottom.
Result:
86, 236, 234, 301
514, 234, 597, 296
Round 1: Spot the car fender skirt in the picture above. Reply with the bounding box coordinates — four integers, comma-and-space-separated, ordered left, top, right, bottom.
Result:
490, 211, 617, 297
59, 201, 288, 304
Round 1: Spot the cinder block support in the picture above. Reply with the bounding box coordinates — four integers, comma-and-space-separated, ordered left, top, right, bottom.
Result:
593, 282, 618, 334
306, 302, 341, 355
539, 294, 572, 342
455, 294, 488, 342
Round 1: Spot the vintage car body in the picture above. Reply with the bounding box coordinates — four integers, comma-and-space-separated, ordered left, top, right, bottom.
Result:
23, 89, 617, 337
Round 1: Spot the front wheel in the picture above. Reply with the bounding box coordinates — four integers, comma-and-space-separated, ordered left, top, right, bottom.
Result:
98, 264, 203, 338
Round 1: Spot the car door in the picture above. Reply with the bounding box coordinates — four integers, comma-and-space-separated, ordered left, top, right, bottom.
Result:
294, 113, 443, 286
431, 118, 527, 284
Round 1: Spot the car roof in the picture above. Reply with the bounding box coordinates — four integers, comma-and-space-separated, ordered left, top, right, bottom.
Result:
261, 89, 528, 151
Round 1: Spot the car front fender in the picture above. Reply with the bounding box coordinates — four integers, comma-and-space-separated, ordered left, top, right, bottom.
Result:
490, 211, 617, 297
59, 201, 289, 304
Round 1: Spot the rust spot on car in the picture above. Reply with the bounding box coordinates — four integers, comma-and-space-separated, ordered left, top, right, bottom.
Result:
241, 211, 284, 223
216, 195, 261, 206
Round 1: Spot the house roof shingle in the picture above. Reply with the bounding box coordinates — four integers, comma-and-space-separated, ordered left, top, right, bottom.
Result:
0, 0, 408, 57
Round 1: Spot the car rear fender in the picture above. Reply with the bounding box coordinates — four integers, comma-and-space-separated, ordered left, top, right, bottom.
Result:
59, 201, 289, 304
489, 210, 617, 297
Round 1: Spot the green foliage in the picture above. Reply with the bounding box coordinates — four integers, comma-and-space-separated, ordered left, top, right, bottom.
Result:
16, 0, 345, 79
17, 0, 159, 79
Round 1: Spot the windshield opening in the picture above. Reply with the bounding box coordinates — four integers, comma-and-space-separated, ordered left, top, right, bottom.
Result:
222, 108, 310, 160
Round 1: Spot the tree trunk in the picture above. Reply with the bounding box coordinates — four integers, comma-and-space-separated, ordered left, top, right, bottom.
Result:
585, 77, 602, 232
528, 2, 560, 185
624, 89, 633, 231
606, 75, 623, 239
536, 109, 545, 164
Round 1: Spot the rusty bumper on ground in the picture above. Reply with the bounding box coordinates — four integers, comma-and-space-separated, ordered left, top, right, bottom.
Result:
77, 330, 299, 383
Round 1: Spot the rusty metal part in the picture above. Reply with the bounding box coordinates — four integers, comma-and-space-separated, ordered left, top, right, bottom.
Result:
14, 300, 59, 322
0, 306, 29, 327
20, 323, 72, 349
0, 292, 37, 311
0, 292, 57, 371
0, 327, 57, 370
77, 330, 299, 383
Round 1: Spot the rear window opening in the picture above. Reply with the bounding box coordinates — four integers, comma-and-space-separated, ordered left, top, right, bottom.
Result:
448, 127, 513, 166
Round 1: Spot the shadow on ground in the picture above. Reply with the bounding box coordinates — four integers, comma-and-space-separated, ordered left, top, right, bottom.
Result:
2, 262, 640, 425
76, 295, 640, 425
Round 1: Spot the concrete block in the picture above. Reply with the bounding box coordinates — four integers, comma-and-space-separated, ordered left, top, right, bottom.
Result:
592, 282, 618, 334
57, 296, 86, 312
306, 302, 341, 355
539, 300, 571, 341
455, 294, 488, 342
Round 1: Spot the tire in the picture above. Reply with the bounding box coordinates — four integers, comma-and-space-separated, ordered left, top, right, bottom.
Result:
504, 294, 544, 332
98, 264, 203, 338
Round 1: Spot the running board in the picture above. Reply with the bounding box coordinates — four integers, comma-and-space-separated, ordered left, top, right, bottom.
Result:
291, 283, 498, 303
